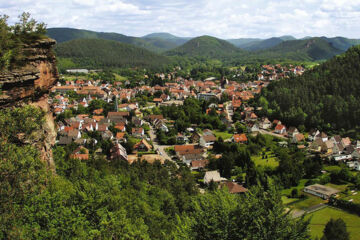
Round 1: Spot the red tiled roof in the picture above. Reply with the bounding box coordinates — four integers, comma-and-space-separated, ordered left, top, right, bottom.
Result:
233, 134, 248, 143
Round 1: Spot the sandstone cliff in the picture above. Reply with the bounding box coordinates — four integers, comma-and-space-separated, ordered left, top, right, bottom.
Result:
0, 38, 59, 170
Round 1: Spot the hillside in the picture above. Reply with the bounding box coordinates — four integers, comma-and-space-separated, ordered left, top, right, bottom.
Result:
54, 38, 169, 69
47, 28, 177, 52
166, 35, 242, 59
242, 37, 285, 51
322, 37, 360, 51
226, 38, 261, 48
142, 32, 191, 50
255, 38, 343, 61
256, 45, 360, 134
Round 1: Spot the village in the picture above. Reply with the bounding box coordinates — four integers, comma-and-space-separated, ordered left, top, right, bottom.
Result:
50, 64, 360, 215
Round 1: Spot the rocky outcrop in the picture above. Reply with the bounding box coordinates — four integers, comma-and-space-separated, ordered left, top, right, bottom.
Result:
0, 38, 58, 170
0, 38, 58, 106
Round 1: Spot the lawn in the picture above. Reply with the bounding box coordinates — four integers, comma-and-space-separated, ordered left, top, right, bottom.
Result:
306, 207, 360, 240
213, 130, 233, 140
252, 151, 279, 168
289, 193, 326, 210
325, 183, 348, 192
323, 165, 342, 172
114, 73, 128, 82
281, 196, 298, 205
342, 190, 360, 204
281, 179, 308, 196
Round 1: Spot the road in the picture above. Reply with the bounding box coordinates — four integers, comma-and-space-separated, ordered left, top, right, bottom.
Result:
258, 129, 287, 139
148, 123, 172, 162
224, 101, 233, 123
291, 203, 327, 218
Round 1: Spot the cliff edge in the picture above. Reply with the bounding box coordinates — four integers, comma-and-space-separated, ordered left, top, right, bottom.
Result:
0, 38, 59, 170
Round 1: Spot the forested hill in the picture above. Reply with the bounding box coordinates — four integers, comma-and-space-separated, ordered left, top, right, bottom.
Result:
166, 35, 243, 59
256, 45, 360, 135
255, 38, 343, 61
55, 38, 169, 69
47, 27, 176, 52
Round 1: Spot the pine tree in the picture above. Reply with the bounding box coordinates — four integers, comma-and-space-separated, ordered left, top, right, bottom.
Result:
321, 218, 349, 240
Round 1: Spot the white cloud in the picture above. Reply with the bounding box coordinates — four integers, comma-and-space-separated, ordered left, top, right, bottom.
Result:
1, 0, 360, 39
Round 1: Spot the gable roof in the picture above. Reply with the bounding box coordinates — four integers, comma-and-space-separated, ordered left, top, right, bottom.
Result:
233, 134, 248, 143
223, 182, 248, 194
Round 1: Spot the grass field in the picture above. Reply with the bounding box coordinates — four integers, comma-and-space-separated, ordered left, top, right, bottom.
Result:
342, 189, 360, 204
306, 207, 360, 240
114, 73, 128, 82
290, 193, 326, 210
252, 151, 279, 168
281, 179, 308, 196
213, 130, 233, 140
281, 196, 299, 205
323, 165, 342, 172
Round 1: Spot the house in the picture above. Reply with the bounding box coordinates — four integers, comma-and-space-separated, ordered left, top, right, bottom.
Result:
204, 170, 227, 184
321, 140, 334, 154
132, 117, 143, 127
291, 133, 305, 144
176, 133, 188, 144
153, 98, 163, 105
132, 128, 145, 138
287, 127, 299, 137
146, 114, 163, 123
247, 123, 260, 133
115, 123, 126, 132
315, 132, 328, 142
190, 159, 209, 170
107, 111, 130, 121
190, 132, 201, 143
303, 184, 340, 199
110, 143, 128, 162
333, 154, 352, 162
175, 145, 204, 161
222, 182, 248, 194
259, 118, 272, 129
308, 129, 320, 141
133, 139, 152, 152
58, 136, 73, 145
101, 130, 113, 140
93, 108, 103, 115
70, 147, 89, 160
200, 130, 217, 148
274, 124, 286, 135
68, 129, 81, 139
181, 153, 204, 165
341, 137, 351, 148
310, 138, 323, 152
153, 119, 168, 132
272, 119, 282, 126
354, 161, 360, 171
116, 132, 126, 142
232, 134, 248, 144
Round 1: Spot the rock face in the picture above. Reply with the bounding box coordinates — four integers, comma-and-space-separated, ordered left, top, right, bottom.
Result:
0, 38, 58, 106
0, 38, 59, 170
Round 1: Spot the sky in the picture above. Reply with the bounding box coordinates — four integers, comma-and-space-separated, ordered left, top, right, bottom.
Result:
1, 0, 360, 39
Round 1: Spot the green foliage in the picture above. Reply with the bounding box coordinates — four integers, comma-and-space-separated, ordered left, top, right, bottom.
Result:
177, 186, 310, 240
55, 38, 169, 69
0, 13, 46, 71
47, 27, 185, 53
321, 218, 349, 240
166, 35, 243, 59
256, 45, 360, 133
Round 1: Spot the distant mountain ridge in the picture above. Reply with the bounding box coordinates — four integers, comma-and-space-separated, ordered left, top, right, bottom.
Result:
47, 28, 184, 52
48, 28, 360, 64
54, 38, 169, 69
165, 35, 243, 58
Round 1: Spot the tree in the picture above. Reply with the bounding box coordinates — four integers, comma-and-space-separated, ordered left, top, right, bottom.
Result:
321, 218, 349, 240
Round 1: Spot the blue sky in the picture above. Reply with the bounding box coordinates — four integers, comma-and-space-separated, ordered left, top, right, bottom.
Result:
1, 0, 360, 39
